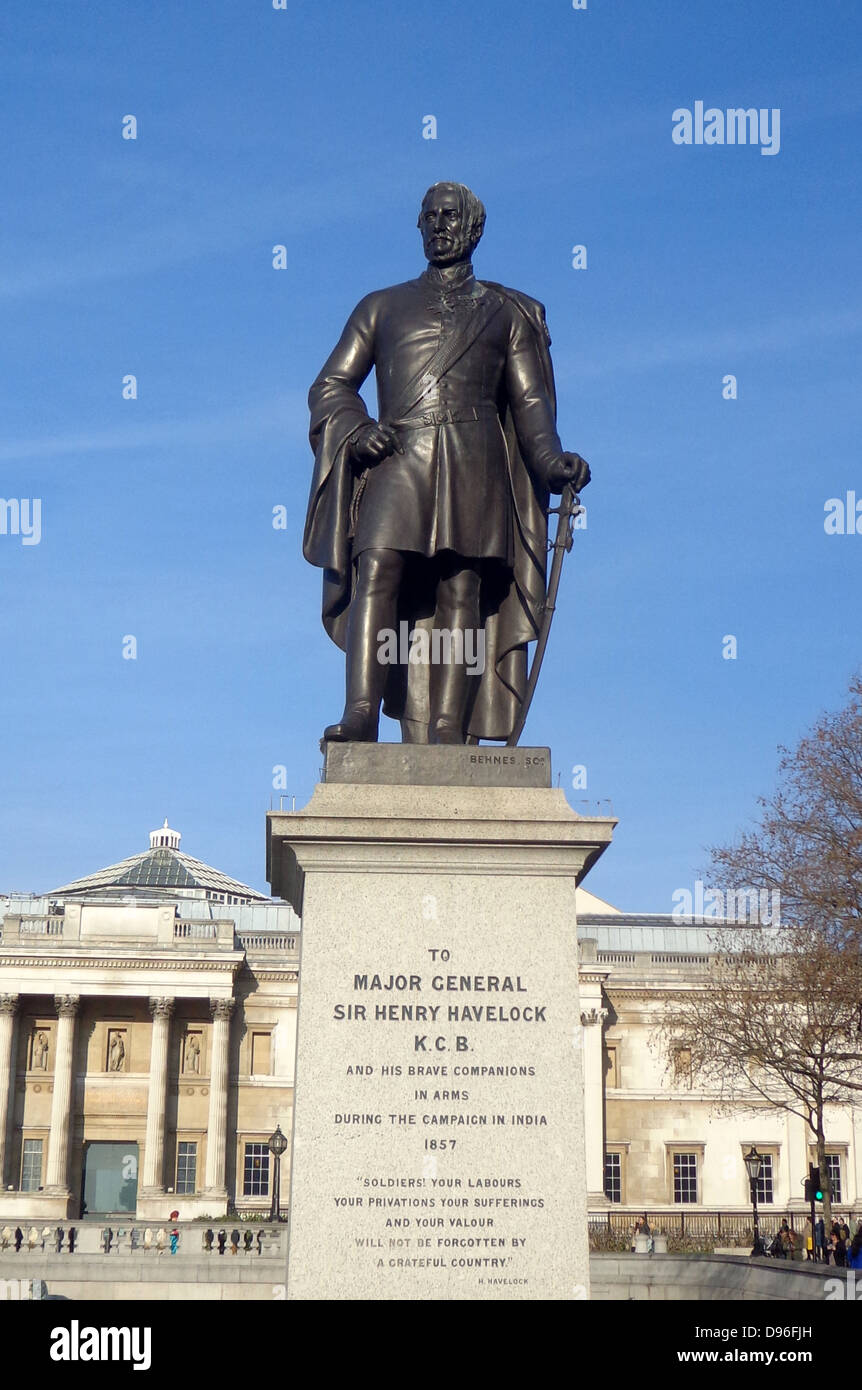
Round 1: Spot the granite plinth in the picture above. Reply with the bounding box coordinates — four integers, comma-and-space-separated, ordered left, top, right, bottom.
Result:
322, 742, 551, 788
267, 776, 615, 1302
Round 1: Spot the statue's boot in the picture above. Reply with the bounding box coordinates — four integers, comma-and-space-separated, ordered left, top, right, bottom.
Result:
431, 654, 473, 744
430, 564, 481, 745
323, 638, 384, 741
323, 703, 378, 742
323, 554, 398, 742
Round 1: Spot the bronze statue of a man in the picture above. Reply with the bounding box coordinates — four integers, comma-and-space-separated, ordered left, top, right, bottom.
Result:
304, 182, 590, 745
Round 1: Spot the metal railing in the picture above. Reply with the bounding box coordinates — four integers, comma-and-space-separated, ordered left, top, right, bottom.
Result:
589, 1209, 861, 1240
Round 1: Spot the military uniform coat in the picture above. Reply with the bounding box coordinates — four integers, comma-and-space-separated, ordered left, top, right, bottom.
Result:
304, 262, 563, 741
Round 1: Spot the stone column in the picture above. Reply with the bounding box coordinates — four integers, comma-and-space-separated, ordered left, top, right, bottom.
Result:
0, 994, 19, 1189
204, 998, 234, 1194
45, 995, 80, 1191
578, 941, 610, 1208
580, 1004, 610, 1205
141, 997, 175, 1192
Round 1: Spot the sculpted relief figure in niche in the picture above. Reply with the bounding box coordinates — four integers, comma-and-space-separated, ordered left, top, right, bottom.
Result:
183, 1032, 201, 1075
31, 1029, 49, 1070
107, 1030, 127, 1073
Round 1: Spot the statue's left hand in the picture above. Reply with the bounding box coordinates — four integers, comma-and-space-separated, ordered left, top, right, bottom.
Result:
547, 452, 590, 495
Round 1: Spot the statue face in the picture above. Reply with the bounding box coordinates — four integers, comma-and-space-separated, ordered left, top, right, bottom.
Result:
419, 187, 474, 265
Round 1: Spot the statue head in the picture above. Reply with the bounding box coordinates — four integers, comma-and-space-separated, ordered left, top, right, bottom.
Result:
418, 182, 486, 266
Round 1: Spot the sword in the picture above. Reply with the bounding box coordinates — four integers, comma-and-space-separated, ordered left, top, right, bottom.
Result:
506, 481, 581, 748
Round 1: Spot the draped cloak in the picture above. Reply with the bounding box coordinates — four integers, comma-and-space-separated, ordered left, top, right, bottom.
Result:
302, 280, 557, 743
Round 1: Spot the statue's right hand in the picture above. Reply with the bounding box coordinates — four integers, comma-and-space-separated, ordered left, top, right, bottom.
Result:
351, 420, 403, 466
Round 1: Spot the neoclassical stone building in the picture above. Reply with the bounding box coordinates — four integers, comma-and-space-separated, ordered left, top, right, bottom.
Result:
1, 826, 858, 1227
578, 909, 861, 1222
0, 822, 298, 1222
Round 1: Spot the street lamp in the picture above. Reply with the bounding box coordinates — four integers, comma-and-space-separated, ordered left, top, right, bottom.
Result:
267, 1125, 289, 1222
744, 1147, 764, 1256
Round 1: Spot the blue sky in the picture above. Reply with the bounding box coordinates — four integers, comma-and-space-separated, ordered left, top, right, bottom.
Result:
1, 0, 859, 909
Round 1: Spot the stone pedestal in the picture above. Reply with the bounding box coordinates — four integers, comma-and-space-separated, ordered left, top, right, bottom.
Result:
267, 745, 615, 1302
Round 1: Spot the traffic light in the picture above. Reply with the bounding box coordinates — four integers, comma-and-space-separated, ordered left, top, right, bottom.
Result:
808, 1164, 823, 1202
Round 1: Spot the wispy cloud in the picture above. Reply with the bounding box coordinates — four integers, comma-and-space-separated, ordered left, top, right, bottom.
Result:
0, 391, 306, 463
0, 162, 414, 302
555, 305, 862, 381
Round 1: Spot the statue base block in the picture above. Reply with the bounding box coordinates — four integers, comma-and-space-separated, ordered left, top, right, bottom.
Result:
267, 761, 614, 1301
321, 741, 552, 788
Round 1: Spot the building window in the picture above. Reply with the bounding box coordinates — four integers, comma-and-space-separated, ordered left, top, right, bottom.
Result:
756, 1153, 774, 1205
176, 1142, 197, 1195
673, 1152, 698, 1204
21, 1139, 43, 1191
826, 1154, 842, 1204
251, 1032, 272, 1076
604, 1043, 620, 1090
604, 1152, 622, 1204
243, 1142, 270, 1197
